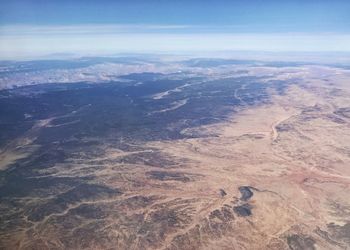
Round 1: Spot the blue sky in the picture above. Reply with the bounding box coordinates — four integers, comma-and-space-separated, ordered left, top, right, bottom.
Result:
1, 0, 350, 59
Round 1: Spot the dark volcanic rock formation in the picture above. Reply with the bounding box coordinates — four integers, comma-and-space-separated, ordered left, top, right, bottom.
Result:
238, 186, 254, 201
233, 203, 252, 217
287, 234, 316, 250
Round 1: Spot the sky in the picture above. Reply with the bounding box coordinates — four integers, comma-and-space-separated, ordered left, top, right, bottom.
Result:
0, 0, 350, 59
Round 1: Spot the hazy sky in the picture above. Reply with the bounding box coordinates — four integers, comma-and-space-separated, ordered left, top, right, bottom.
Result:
1, 0, 350, 59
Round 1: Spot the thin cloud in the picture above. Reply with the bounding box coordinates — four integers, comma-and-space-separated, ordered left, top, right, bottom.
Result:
1, 24, 350, 60
0, 24, 194, 37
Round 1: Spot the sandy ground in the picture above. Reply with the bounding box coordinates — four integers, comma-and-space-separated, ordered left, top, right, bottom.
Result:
145, 67, 350, 249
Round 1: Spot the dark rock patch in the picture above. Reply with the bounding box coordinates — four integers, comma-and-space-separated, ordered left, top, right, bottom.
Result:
314, 226, 344, 247
114, 151, 178, 168
25, 183, 121, 222
326, 114, 347, 124
233, 203, 252, 217
287, 234, 316, 250
334, 108, 350, 119
238, 186, 254, 201
209, 207, 235, 222
118, 195, 157, 210
328, 222, 350, 245
219, 189, 227, 197
276, 123, 294, 132
69, 204, 109, 220
146, 171, 191, 182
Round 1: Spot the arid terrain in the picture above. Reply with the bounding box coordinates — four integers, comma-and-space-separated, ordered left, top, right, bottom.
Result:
0, 59, 350, 249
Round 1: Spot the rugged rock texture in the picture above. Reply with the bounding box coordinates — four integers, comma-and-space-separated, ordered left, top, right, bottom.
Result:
1, 64, 350, 249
